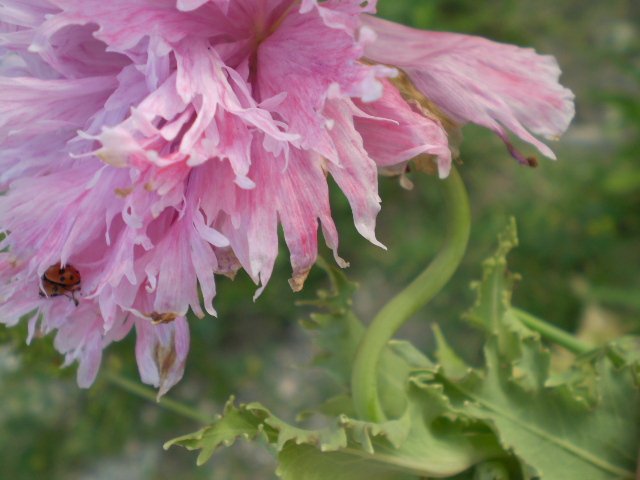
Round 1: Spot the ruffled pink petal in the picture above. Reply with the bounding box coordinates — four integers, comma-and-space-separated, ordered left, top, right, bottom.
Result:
0, 75, 116, 141
186, 159, 279, 295
362, 15, 575, 164
324, 99, 383, 247
275, 148, 344, 291
53, 307, 105, 387
190, 141, 344, 295
256, 3, 385, 160
36, 0, 200, 51
301, 0, 377, 31
221, 149, 280, 297
140, 205, 226, 318
353, 78, 452, 177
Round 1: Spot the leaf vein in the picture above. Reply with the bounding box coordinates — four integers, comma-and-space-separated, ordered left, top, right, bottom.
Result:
454, 385, 634, 478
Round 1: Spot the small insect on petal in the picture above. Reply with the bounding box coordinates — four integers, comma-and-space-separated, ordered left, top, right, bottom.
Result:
39, 263, 81, 306
148, 311, 179, 325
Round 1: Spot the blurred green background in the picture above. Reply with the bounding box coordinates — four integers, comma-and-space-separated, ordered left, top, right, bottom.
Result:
1, 1, 639, 478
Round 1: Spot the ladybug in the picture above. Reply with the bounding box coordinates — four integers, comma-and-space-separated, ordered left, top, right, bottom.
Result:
39, 263, 81, 306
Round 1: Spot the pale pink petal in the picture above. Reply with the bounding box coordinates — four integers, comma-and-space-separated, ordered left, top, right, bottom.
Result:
74, 334, 103, 387
324, 100, 383, 247
140, 205, 225, 318
277, 149, 344, 291
224, 155, 280, 298
36, 0, 202, 51
353, 78, 452, 177
362, 15, 575, 164
53, 303, 133, 387
301, 0, 377, 31
176, 0, 209, 11
0, 75, 116, 141
256, 3, 384, 160
177, 0, 229, 12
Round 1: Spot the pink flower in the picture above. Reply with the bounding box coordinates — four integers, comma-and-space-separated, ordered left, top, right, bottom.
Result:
0, 0, 573, 393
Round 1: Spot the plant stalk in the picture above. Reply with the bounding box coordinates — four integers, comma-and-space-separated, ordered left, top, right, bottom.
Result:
512, 308, 593, 355
351, 168, 471, 422
104, 371, 212, 424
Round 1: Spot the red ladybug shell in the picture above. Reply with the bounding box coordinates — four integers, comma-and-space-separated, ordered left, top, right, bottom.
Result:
39, 263, 81, 306
43, 264, 81, 289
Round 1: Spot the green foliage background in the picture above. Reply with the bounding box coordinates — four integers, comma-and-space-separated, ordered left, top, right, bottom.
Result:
1, 0, 638, 478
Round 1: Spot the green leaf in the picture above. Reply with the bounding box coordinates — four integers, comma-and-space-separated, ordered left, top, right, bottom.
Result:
166, 388, 502, 479
276, 444, 415, 480
604, 336, 640, 384
369, 377, 503, 478
166, 254, 501, 477
472, 461, 510, 480
450, 350, 639, 479
163, 397, 270, 466
463, 218, 527, 358
167, 257, 506, 479
445, 219, 640, 479
433, 324, 469, 380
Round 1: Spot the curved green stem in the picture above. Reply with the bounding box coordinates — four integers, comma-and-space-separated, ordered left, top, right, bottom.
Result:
351, 168, 471, 422
512, 308, 593, 355
104, 372, 212, 424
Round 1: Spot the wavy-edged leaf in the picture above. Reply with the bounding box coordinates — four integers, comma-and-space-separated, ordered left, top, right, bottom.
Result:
276, 444, 415, 480
455, 353, 638, 480
166, 385, 502, 479
442, 219, 640, 480
433, 324, 469, 380
163, 397, 270, 466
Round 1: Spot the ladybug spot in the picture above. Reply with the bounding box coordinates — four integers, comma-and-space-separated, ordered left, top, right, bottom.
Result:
60, 276, 66, 282
59, 268, 65, 274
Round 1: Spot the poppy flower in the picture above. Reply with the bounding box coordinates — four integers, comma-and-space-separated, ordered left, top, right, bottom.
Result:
0, 0, 573, 394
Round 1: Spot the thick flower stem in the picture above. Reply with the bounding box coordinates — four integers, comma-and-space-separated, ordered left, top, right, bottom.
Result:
351, 168, 471, 422
104, 372, 212, 424
512, 308, 593, 355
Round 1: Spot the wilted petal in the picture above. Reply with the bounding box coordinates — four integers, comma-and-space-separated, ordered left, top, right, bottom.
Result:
134, 315, 190, 397
362, 15, 575, 164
